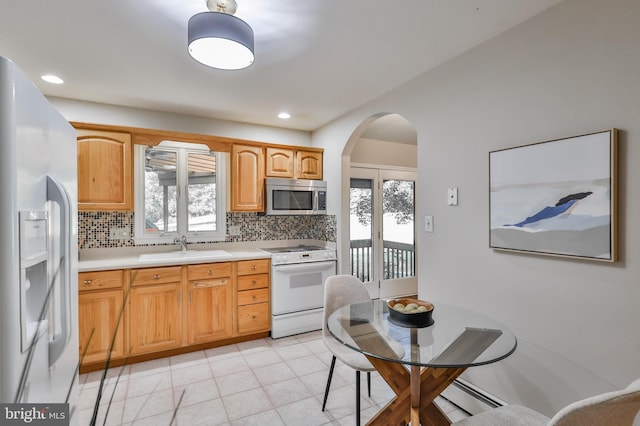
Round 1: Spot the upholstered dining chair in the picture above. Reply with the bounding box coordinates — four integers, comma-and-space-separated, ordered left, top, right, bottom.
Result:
321, 275, 376, 426
453, 377, 640, 426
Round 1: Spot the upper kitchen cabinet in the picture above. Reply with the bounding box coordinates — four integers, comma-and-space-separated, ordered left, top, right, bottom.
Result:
265, 147, 294, 178
265, 147, 323, 180
231, 143, 265, 211
296, 149, 323, 180
76, 127, 133, 211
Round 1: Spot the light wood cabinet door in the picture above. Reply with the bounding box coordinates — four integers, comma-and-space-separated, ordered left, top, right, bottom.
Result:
78, 289, 125, 364
129, 283, 182, 354
296, 150, 323, 180
187, 277, 233, 344
265, 147, 295, 178
76, 129, 132, 211
237, 303, 270, 335
231, 144, 264, 211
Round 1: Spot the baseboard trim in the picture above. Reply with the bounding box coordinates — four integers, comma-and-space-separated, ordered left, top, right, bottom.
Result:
442, 379, 508, 415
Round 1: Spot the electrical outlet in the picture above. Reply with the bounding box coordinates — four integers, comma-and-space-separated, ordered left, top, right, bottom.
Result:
229, 225, 241, 236
109, 227, 130, 240
448, 187, 458, 206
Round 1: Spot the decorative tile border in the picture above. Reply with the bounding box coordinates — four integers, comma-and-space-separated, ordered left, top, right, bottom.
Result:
78, 211, 336, 250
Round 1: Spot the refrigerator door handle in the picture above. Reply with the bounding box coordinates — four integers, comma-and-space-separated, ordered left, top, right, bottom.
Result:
46, 175, 72, 367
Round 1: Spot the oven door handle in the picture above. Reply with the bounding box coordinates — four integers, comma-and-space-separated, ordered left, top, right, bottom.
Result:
273, 260, 336, 273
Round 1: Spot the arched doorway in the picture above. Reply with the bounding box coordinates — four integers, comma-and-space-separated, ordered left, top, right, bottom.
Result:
341, 113, 418, 299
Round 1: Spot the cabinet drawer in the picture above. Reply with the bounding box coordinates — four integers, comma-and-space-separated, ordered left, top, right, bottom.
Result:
187, 263, 231, 281
237, 273, 269, 291
189, 277, 231, 289
79, 270, 123, 292
131, 266, 182, 286
238, 288, 269, 306
237, 259, 270, 276
238, 303, 270, 334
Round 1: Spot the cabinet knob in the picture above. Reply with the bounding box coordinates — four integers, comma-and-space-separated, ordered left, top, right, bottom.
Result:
83, 280, 92, 285
251, 265, 257, 270
252, 295, 256, 300
207, 270, 213, 275
153, 274, 160, 280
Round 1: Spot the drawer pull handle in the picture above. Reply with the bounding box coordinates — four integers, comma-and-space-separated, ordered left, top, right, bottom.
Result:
251, 265, 257, 270
83, 280, 92, 285
153, 274, 160, 280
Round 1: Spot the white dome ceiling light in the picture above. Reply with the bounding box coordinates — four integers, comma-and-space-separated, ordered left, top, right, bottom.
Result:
188, 0, 254, 71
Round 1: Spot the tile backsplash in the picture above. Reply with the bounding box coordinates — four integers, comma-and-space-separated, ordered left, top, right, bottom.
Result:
78, 211, 336, 250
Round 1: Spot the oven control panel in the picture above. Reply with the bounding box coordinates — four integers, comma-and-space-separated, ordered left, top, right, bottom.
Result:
270, 249, 336, 265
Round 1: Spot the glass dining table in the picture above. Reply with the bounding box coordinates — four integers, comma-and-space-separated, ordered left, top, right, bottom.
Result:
327, 299, 517, 426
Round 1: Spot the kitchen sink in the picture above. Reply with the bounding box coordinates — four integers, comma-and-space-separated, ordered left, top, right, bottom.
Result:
138, 249, 231, 262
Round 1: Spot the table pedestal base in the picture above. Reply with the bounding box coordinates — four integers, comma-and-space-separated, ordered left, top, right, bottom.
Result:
364, 355, 467, 426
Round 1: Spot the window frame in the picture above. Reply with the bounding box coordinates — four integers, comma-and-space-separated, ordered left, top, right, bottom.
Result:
133, 141, 226, 244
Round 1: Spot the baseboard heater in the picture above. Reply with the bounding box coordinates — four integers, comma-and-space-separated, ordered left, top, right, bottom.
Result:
442, 378, 508, 415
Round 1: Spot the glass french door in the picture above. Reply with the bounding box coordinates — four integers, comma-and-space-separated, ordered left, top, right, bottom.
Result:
349, 167, 416, 299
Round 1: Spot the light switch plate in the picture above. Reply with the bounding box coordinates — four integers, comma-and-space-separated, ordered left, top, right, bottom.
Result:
448, 187, 458, 206
229, 225, 241, 236
425, 216, 434, 233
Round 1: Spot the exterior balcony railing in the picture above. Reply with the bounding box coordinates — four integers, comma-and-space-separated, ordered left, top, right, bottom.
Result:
350, 239, 415, 282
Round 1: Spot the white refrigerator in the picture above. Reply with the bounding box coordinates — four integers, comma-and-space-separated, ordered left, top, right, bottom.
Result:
0, 56, 79, 422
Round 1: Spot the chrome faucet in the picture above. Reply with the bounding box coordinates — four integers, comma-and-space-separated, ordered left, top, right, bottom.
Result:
174, 235, 188, 253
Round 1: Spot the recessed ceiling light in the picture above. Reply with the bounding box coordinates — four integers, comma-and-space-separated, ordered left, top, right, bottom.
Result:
278, 112, 291, 119
41, 74, 64, 84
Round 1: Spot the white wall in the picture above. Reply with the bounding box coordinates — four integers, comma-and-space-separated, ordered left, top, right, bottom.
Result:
49, 97, 311, 147
313, 0, 640, 416
351, 138, 417, 168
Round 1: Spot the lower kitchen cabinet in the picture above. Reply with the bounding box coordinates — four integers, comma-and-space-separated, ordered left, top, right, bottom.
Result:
129, 283, 182, 354
236, 259, 271, 335
129, 267, 183, 354
78, 289, 125, 364
187, 263, 233, 344
78, 270, 125, 365
78, 258, 271, 368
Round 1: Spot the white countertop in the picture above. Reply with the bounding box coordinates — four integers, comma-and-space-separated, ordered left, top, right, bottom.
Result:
78, 240, 334, 272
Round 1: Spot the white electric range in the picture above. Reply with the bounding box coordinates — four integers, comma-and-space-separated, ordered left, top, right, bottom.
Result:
260, 245, 337, 338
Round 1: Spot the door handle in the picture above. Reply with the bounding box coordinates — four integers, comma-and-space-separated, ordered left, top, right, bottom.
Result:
46, 175, 73, 367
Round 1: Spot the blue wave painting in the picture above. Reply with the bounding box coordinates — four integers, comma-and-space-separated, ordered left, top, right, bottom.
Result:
509, 192, 592, 227
489, 130, 614, 260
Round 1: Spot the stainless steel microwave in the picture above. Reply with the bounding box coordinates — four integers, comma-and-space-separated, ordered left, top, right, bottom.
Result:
265, 178, 327, 215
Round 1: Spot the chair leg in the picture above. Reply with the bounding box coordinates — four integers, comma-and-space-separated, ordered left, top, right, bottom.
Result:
356, 370, 361, 426
322, 356, 336, 411
367, 371, 371, 397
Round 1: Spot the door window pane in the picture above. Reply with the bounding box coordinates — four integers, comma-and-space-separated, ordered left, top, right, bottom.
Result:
350, 178, 374, 282
144, 148, 177, 233
187, 152, 217, 232
382, 179, 415, 279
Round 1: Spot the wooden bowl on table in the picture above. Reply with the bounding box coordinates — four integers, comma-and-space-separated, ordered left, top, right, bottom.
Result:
387, 298, 434, 328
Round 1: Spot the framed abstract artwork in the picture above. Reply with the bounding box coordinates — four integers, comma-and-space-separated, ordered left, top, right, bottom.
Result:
489, 129, 618, 261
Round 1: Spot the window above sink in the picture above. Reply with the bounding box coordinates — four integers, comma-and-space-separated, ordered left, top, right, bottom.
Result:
133, 141, 227, 244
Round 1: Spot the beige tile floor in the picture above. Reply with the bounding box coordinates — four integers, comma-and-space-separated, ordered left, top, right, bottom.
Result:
78, 331, 470, 425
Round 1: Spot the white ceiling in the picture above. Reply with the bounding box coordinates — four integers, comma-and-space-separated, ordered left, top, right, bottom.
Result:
0, 0, 563, 133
